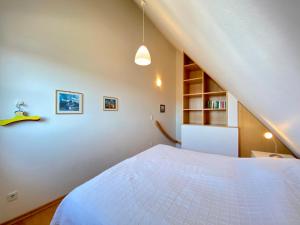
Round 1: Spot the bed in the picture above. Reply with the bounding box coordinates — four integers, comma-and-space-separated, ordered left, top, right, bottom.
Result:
51, 144, 300, 225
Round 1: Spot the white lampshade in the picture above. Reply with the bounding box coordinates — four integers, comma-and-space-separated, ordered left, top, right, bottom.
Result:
135, 45, 151, 66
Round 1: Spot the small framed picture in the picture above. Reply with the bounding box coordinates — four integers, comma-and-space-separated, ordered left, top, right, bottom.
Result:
56, 90, 83, 114
160, 104, 165, 113
103, 96, 118, 111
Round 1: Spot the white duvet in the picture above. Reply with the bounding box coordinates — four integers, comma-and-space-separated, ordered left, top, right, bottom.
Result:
51, 144, 300, 225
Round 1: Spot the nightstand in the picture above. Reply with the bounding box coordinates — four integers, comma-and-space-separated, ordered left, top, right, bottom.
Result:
251, 150, 295, 158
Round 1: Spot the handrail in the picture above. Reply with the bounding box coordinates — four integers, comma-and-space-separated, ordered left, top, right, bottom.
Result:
155, 120, 181, 145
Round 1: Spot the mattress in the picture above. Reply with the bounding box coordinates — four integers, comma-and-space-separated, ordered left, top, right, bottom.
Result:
51, 144, 300, 225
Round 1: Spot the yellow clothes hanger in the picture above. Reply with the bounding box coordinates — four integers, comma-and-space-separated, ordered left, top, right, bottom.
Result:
0, 101, 40, 126
0, 111, 40, 126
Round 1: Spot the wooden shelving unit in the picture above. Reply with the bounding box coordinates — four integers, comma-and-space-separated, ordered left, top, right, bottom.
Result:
183, 54, 227, 126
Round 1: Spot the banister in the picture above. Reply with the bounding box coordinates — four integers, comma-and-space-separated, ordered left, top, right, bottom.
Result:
155, 120, 181, 145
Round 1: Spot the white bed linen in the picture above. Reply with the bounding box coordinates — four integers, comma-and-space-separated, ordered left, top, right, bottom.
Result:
51, 144, 300, 225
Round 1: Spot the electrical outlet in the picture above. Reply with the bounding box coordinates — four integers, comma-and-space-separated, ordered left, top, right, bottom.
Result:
7, 191, 18, 202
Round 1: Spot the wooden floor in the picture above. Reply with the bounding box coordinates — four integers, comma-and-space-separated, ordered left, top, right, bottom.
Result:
14, 204, 58, 225
2, 198, 62, 225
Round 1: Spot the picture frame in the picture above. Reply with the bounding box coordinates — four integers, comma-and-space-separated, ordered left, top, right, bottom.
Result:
160, 104, 165, 113
56, 90, 83, 114
103, 96, 118, 111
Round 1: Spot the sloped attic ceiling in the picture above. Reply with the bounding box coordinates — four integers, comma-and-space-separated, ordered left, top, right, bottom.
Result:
135, 0, 300, 157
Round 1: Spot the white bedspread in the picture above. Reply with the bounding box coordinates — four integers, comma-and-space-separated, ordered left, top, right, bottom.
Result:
51, 144, 300, 225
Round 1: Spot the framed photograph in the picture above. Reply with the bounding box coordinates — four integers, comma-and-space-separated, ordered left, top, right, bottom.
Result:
56, 90, 83, 114
160, 104, 165, 113
103, 96, 118, 111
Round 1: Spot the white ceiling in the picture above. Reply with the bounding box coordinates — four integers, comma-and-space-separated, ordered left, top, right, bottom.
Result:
136, 0, 300, 157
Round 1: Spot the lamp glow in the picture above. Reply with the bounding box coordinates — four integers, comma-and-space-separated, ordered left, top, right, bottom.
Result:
135, 45, 151, 66
264, 132, 273, 139
156, 78, 162, 87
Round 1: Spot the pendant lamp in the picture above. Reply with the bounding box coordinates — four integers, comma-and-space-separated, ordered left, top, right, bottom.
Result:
135, 0, 151, 66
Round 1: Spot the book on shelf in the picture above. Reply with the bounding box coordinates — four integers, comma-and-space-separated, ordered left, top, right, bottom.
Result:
206, 100, 226, 109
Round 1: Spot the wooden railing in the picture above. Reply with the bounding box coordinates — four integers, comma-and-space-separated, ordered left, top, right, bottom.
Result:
155, 120, 181, 145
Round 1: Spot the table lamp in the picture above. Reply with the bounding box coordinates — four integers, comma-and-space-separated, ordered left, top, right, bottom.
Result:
263, 132, 282, 158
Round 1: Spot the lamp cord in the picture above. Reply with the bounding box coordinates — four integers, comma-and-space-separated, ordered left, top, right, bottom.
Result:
142, 2, 145, 43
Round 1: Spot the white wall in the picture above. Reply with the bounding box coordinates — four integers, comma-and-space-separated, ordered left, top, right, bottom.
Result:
0, 0, 176, 222
182, 125, 239, 157
175, 51, 183, 144
227, 93, 238, 127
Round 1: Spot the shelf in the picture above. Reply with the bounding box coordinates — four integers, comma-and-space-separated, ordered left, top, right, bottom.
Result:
183, 123, 227, 127
183, 77, 202, 84
183, 108, 226, 111
183, 53, 228, 126
183, 122, 203, 125
203, 108, 226, 111
183, 109, 202, 111
184, 63, 201, 71
184, 93, 203, 97
184, 91, 226, 97
203, 124, 227, 127
203, 91, 227, 96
